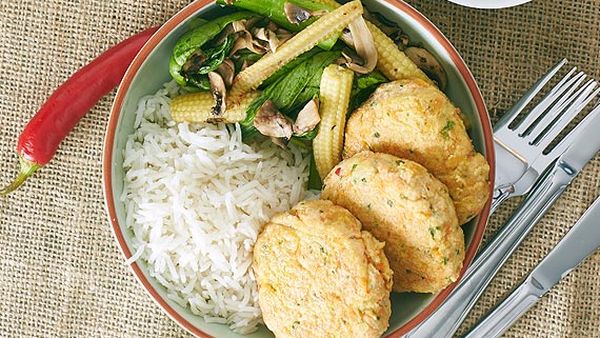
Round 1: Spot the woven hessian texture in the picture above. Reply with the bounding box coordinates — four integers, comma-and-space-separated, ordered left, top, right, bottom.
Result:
0, 0, 598, 337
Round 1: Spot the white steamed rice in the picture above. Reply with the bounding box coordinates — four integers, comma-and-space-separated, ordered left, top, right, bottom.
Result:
121, 81, 312, 334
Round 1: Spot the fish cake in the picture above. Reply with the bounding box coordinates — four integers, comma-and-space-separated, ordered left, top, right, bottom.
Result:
253, 200, 392, 338
343, 78, 490, 224
322, 151, 464, 293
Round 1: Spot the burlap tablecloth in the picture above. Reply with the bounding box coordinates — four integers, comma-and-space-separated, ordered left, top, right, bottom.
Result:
0, 0, 598, 337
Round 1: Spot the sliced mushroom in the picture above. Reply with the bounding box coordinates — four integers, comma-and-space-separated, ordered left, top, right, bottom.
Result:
216, 58, 235, 87
283, 3, 328, 25
341, 48, 363, 65
214, 20, 248, 45
230, 31, 267, 56
253, 100, 293, 142
334, 56, 347, 66
395, 33, 410, 50
293, 99, 321, 135
254, 27, 267, 40
404, 47, 448, 90
231, 20, 247, 34
344, 16, 377, 74
284, 2, 312, 25
208, 72, 227, 121
254, 27, 281, 53
340, 27, 354, 46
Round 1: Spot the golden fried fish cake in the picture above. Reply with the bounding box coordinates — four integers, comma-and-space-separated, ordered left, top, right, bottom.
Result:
253, 200, 392, 338
343, 78, 490, 224
322, 152, 464, 293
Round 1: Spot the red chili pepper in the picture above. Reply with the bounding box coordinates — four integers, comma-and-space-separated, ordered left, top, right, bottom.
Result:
1, 26, 159, 195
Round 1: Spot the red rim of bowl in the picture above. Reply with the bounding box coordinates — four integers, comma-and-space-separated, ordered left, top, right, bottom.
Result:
102, 1, 496, 337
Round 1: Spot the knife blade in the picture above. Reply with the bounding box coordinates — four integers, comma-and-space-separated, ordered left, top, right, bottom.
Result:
463, 195, 600, 338
405, 102, 600, 338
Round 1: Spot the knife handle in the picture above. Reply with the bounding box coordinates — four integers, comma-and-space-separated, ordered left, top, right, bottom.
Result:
462, 277, 544, 338
406, 161, 575, 338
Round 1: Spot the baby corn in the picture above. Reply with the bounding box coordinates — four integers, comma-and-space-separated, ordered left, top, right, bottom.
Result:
366, 21, 430, 82
314, 65, 354, 179
309, 0, 431, 82
170, 91, 259, 123
230, 0, 363, 97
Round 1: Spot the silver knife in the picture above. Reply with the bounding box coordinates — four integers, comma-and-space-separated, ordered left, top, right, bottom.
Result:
405, 102, 600, 338
463, 195, 600, 338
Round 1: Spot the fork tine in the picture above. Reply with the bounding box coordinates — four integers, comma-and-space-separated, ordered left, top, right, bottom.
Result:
494, 59, 568, 131
525, 77, 593, 139
534, 82, 600, 148
515, 69, 583, 135
548, 100, 600, 157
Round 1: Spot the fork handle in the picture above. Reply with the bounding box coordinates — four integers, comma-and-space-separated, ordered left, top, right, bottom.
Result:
462, 279, 543, 338
491, 185, 514, 214
405, 161, 574, 338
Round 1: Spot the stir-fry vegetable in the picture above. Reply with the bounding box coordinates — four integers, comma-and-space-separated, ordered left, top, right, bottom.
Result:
300, 0, 432, 82
216, 0, 339, 50
365, 20, 430, 82
260, 48, 320, 88
231, 50, 263, 72
230, 0, 363, 98
241, 50, 341, 140
217, 0, 335, 31
349, 70, 388, 113
169, 2, 357, 126
170, 91, 259, 123
164, 0, 450, 196
404, 46, 448, 89
169, 11, 257, 87
183, 35, 236, 90
313, 64, 354, 179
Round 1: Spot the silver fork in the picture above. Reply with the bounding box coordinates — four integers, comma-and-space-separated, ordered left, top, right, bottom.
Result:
492, 59, 600, 213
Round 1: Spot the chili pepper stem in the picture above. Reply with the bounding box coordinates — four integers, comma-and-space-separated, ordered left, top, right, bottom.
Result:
0, 156, 40, 195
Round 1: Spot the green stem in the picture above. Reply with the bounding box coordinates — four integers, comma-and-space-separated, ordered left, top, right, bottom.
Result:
0, 156, 40, 195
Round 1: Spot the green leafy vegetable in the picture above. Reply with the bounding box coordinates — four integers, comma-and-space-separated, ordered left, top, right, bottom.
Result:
232, 50, 263, 73
197, 35, 236, 74
241, 50, 341, 140
349, 71, 388, 113
184, 35, 236, 90
261, 49, 320, 88
308, 155, 323, 190
274, 51, 341, 114
169, 11, 257, 87
295, 127, 318, 141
